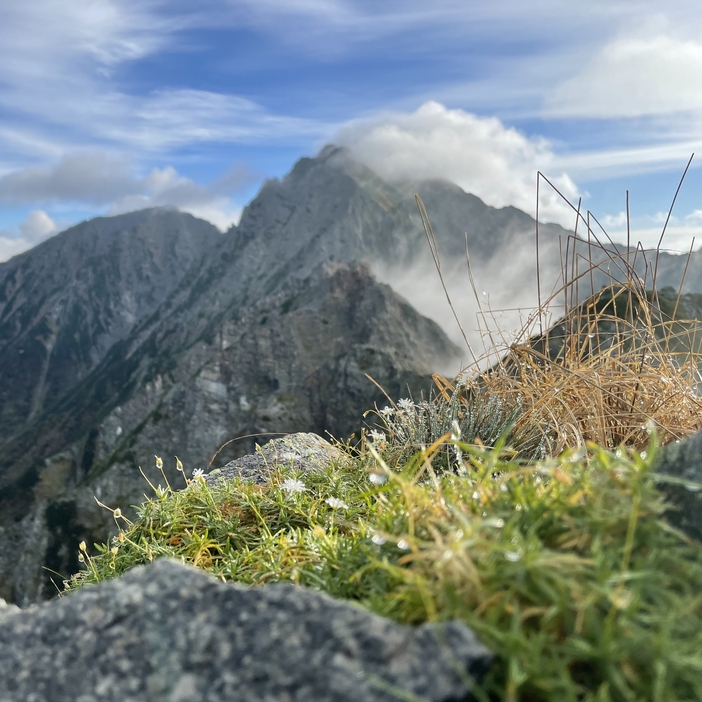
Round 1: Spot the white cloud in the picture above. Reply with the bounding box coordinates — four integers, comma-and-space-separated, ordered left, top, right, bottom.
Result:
591, 209, 702, 252
336, 101, 580, 226
108, 164, 244, 230
0, 150, 254, 207
597, 212, 629, 231
0, 151, 252, 257
612, 226, 702, 253
0, 151, 137, 204
547, 33, 702, 119
19, 210, 59, 243
177, 202, 243, 232
0, 209, 60, 263
684, 209, 702, 226
0, 237, 35, 264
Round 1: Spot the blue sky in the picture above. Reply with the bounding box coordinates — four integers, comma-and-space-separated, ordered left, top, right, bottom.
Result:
1, 0, 702, 262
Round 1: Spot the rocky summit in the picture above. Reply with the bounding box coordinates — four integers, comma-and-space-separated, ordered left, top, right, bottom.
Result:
0, 558, 494, 702
2, 145, 702, 605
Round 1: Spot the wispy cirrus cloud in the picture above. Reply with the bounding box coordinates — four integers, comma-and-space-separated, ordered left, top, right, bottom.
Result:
99, 90, 327, 151
0, 1, 331, 160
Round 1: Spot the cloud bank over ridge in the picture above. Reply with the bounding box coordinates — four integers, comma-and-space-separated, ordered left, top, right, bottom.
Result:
336, 102, 581, 228
0, 151, 256, 260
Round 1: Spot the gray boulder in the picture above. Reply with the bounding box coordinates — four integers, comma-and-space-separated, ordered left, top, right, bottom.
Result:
204, 432, 351, 487
653, 431, 702, 541
0, 558, 493, 702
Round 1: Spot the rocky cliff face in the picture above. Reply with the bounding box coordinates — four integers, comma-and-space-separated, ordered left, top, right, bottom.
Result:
0, 208, 220, 444
2, 145, 700, 605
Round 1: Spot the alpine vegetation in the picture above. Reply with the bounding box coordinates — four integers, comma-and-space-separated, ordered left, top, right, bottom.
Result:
63, 433, 702, 701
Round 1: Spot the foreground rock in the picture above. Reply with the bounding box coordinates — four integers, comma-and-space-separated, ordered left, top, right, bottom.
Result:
654, 431, 702, 541
0, 559, 493, 702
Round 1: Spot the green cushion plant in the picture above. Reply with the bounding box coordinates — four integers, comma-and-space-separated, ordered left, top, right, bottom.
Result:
64, 429, 702, 702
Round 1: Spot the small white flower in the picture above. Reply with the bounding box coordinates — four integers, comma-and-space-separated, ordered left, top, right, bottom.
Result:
281, 478, 306, 494
325, 497, 348, 509
369, 472, 388, 485
450, 419, 461, 442
192, 468, 204, 478
368, 430, 386, 444
397, 398, 414, 411
379, 406, 394, 417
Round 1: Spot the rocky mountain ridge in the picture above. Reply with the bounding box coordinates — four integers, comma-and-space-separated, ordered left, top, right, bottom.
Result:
0, 147, 466, 603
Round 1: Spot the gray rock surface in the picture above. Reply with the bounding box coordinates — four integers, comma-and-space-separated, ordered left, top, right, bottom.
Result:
653, 431, 702, 541
0, 558, 493, 702
204, 432, 351, 487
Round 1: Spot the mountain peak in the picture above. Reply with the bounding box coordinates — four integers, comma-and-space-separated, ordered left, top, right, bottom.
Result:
316, 143, 351, 162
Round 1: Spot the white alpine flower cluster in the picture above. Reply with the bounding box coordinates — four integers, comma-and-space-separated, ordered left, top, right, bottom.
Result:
368, 429, 386, 445
281, 478, 307, 494
279, 478, 349, 510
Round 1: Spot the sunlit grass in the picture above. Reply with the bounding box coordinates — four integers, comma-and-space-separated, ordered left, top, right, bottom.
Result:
65, 432, 702, 702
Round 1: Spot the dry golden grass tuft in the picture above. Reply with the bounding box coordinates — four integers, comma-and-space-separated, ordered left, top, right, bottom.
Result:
415, 165, 702, 458
470, 280, 702, 454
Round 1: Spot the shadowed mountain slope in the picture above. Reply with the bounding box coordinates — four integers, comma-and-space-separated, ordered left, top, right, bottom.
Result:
0, 208, 220, 444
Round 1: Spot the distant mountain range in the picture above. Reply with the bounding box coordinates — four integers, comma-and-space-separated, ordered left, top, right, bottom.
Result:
1, 144, 701, 605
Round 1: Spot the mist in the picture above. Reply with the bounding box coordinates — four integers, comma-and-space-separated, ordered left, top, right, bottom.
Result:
371, 226, 569, 378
